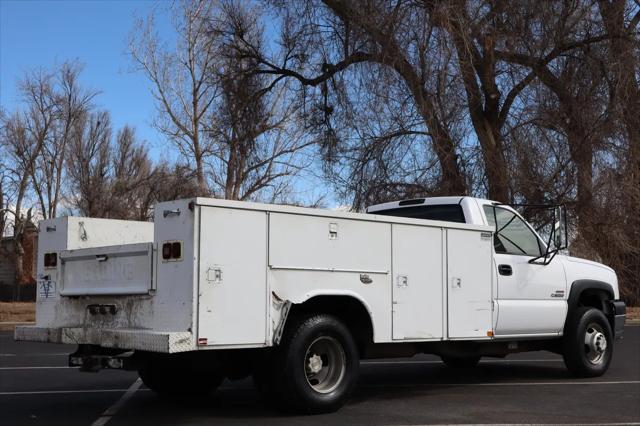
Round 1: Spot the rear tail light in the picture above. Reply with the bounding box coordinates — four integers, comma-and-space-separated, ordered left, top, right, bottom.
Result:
44, 252, 57, 268
162, 243, 172, 260
171, 242, 182, 259
161, 241, 182, 261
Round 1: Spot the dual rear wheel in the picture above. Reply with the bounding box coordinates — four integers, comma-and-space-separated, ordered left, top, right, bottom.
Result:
260, 313, 360, 413
138, 314, 358, 413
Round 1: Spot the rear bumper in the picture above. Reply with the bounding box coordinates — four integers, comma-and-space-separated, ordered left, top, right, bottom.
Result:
14, 326, 194, 353
610, 300, 626, 339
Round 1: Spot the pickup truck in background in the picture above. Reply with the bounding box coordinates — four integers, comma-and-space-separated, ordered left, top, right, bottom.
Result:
15, 196, 626, 413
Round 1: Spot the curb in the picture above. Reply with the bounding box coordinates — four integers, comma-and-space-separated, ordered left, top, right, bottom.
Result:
0, 322, 35, 331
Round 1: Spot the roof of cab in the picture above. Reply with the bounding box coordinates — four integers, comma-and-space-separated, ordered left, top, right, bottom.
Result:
366, 196, 472, 213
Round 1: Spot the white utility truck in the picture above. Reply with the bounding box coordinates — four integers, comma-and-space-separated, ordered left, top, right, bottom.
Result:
15, 196, 626, 413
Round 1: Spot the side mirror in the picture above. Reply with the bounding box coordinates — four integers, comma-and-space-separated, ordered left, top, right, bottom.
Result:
553, 205, 568, 250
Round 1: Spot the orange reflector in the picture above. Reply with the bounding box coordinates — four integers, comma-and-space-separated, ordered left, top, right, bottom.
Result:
487, 330, 494, 337
198, 337, 208, 345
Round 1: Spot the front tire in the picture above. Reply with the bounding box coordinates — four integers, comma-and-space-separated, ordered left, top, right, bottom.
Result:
562, 307, 613, 377
272, 314, 359, 414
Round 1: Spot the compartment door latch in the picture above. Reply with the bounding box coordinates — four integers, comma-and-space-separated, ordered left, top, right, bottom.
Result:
206, 267, 223, 284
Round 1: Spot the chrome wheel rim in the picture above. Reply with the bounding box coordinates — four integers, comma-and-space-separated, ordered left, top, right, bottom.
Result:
304, 336, 346, 394
584, 323, 607, 365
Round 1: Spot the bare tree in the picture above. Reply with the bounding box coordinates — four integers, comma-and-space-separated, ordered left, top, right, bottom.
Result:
66, 110, 113, 217
204, 1, 315, 201
597, 0, 640, 303
229, 0, 468, 200
109, 126, 156, 220
129, 0, 219, 195
149, 163, 201, 207
0, 70, 56, 297
66, 113, 200, 220
29, 62, 97, 220
131, 0, 314, 202
494, 2, 612, 239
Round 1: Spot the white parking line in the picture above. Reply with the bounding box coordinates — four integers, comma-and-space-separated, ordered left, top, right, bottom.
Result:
0, 359, 561, 370
0, 353, 69, 357
90, 378, 142, 426
0, 388, 147, 396
420, 423, 640, 426
0, 379, 637, 397
364, 380, 640, 388
362, 359, 563, 365
0, 366, 75, 370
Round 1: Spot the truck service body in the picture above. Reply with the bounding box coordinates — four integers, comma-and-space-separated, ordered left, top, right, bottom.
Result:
15, 196, 626, 412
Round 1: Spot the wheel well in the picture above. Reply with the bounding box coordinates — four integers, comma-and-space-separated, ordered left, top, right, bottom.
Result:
573, 288, 615, 331
287, 296, 374, 353
577, 289, 611, 313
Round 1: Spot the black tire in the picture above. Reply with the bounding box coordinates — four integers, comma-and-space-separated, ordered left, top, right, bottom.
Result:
138, 353, 223, 397
271, 313, 359, 414
562, 307, 613, 377
441, 355, 481, 368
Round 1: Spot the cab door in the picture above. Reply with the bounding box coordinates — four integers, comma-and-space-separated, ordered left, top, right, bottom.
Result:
482, 205, 567, 336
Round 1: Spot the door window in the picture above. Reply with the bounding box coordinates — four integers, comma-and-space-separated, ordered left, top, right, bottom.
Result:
483, 206, 542, 257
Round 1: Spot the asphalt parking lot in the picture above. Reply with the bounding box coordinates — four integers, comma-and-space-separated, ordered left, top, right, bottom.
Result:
1, 327, 639, 426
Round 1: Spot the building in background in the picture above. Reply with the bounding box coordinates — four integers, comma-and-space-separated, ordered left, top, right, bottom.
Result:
0, 223, 37, 301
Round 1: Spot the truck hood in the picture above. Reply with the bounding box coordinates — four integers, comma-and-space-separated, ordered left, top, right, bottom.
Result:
563, 255, 615, 273
560, 255, 619, 299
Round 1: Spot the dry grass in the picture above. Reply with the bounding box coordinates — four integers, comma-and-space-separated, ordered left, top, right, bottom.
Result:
0, 302, 35, 323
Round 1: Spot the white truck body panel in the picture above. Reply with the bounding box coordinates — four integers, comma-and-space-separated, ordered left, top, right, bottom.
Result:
34, 217, 154, 326
18, 196, 621, 357
198, 207, 268, 346
446, 229, 493, 339
391, 224, 443, 340
27, 202, 200, 352
268, 211, 392, 343
18, 197, 500, 352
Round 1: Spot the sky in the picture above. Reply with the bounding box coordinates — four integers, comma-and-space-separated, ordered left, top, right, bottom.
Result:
0, 0, 172, 160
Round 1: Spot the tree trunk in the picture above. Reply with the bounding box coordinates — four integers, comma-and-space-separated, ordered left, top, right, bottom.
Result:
567, 128, 595, 248
193, 134, 207, 196
473, 117, 510, 203
598, 0, 640, 304
425, 116, 467, 195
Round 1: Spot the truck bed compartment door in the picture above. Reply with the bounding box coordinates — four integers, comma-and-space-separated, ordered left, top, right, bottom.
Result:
197, 207, 267, 346
447, 229, 493, 339
392, 225, 443, 340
